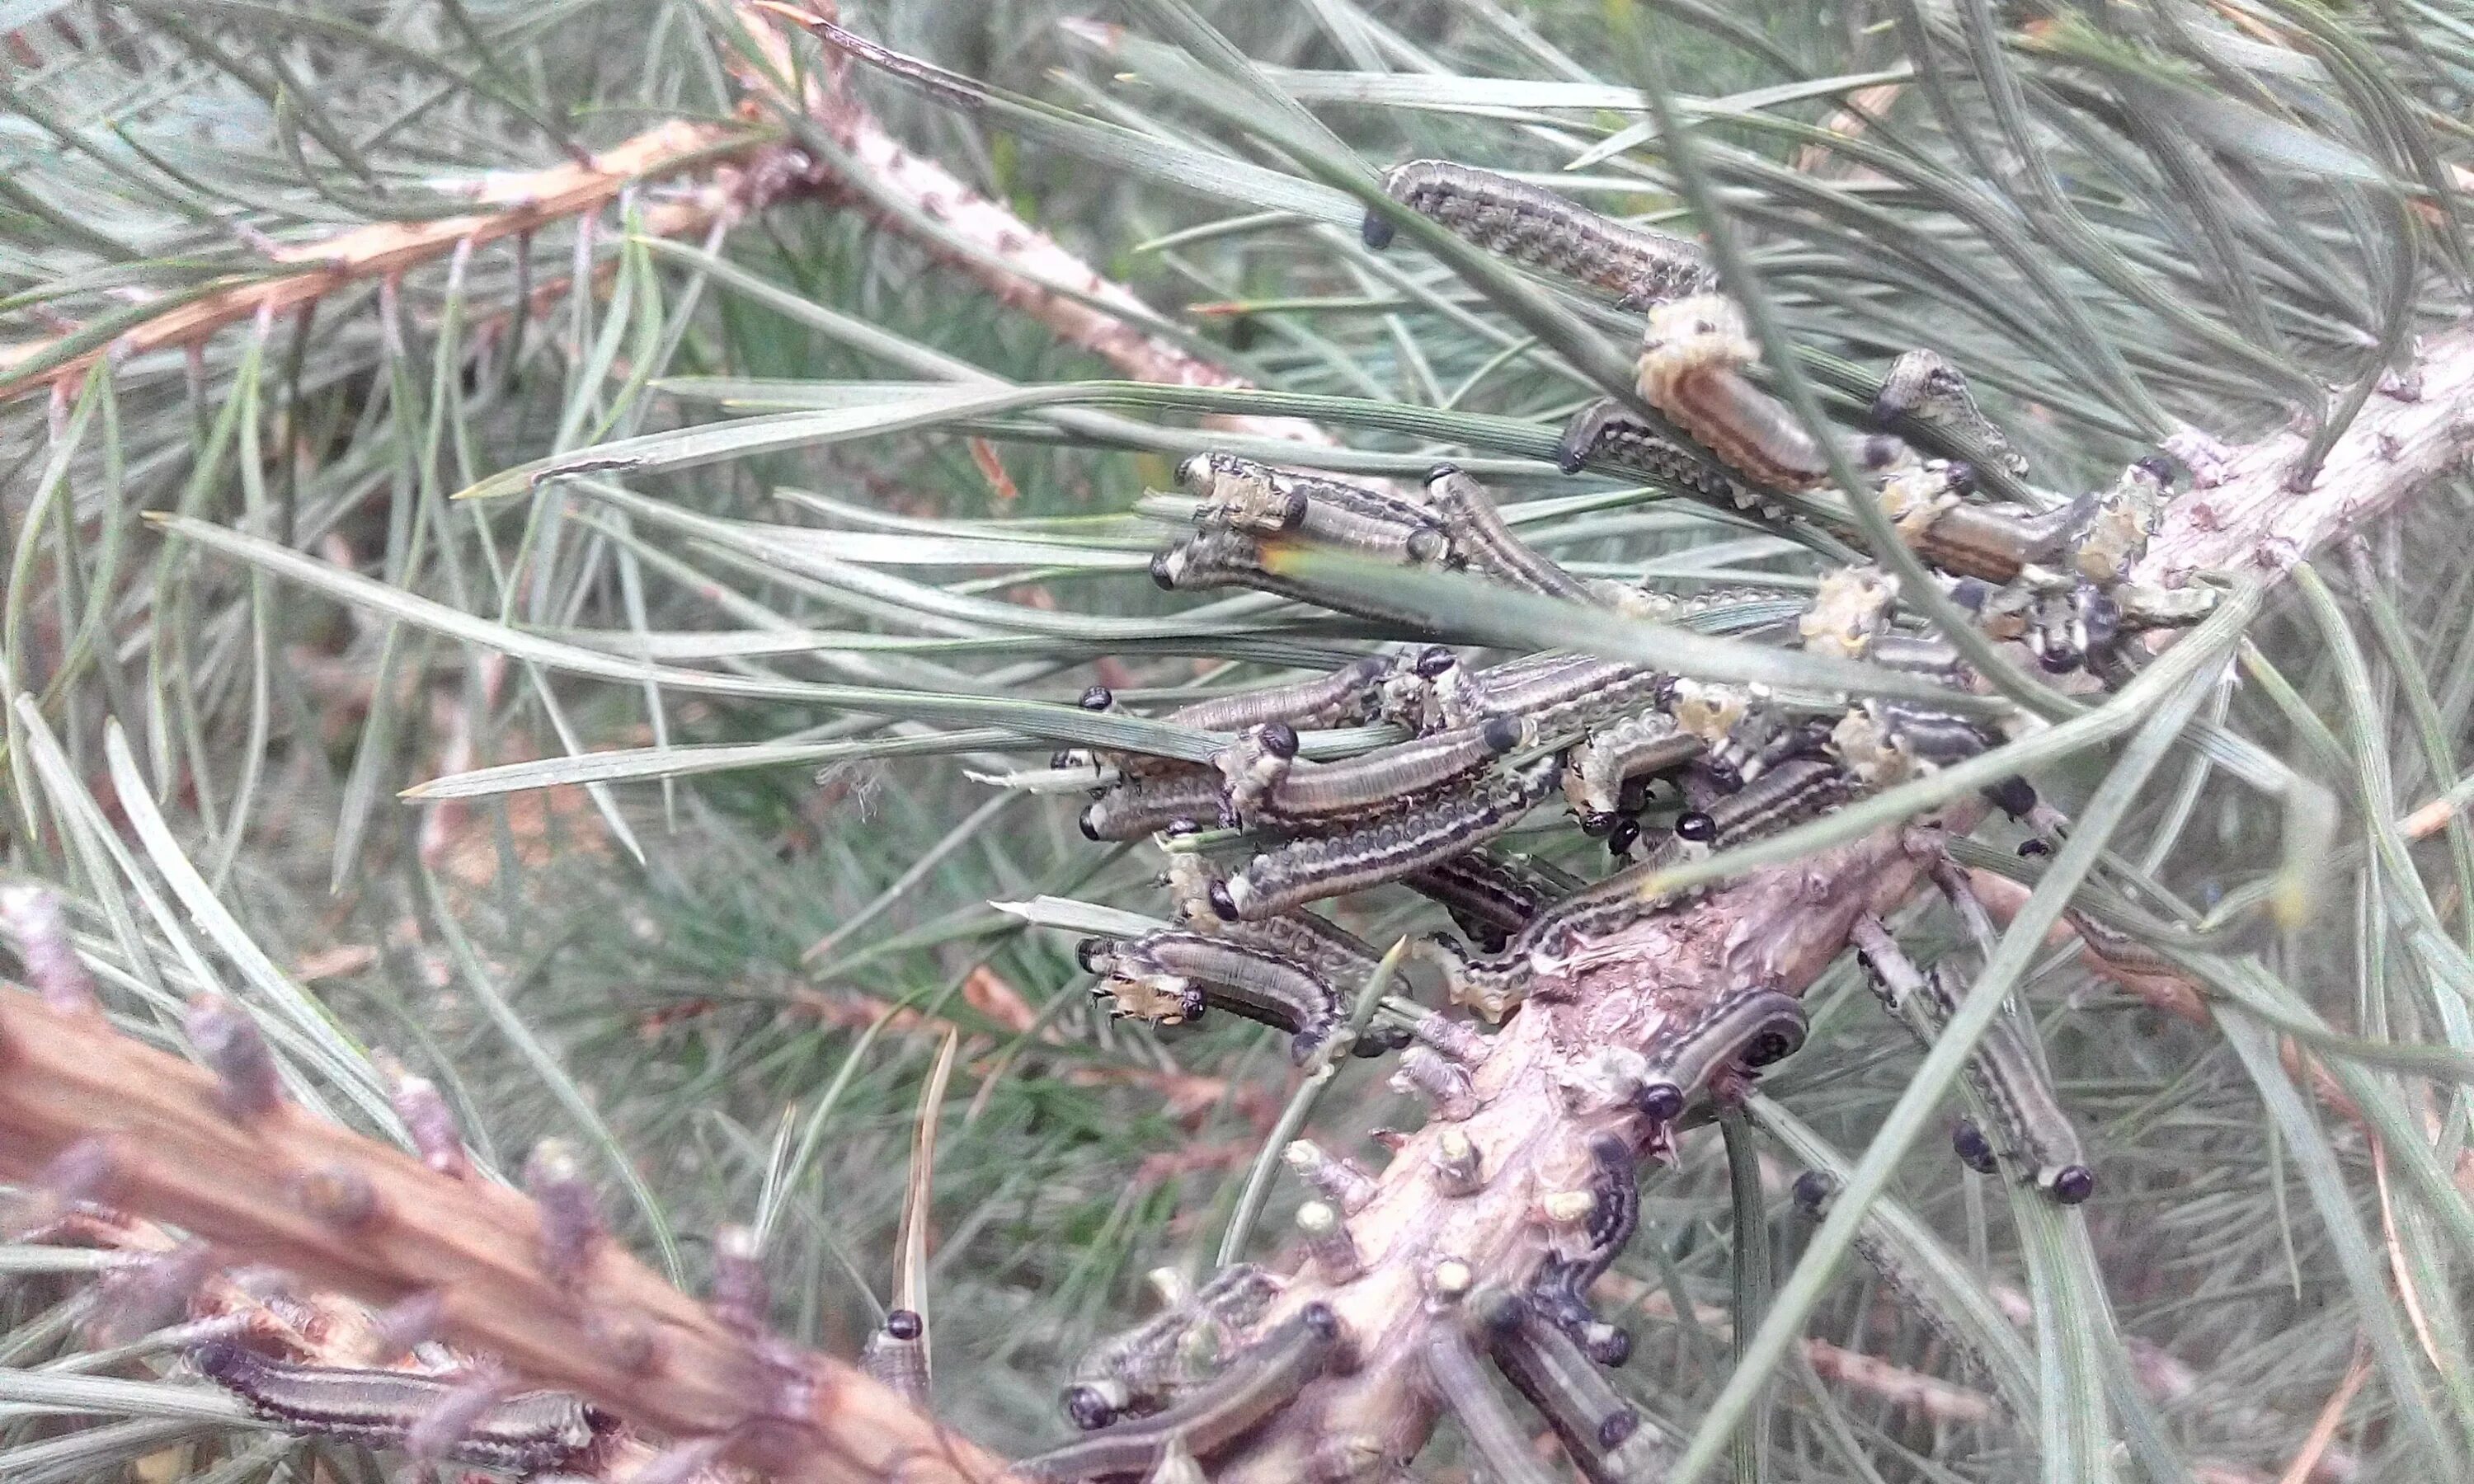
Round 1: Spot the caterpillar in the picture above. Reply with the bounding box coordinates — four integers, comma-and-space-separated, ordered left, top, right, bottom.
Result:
1365, 160, 1717, 309
1079, 771, 1227, 841
192, 1341, 604, 1472
1850, 920, 2094, 1205
1150, 530, 1438, 631
1014, 1304, 1343, 1482
1155, 653, 1392, 735
1221, 717, 1530, 827
1631, 990, 1809, 1125
1424, 463, 1599, 603
1087, 931, 1343, 1062
1917, 962, 2095, 1205
1061, 1265, 1282, 1430
861, 1308, 930, 1408
1476, 1289, 1668, 1484
1871, 348, 2031, 477
1556, 397, 1784, 516
1634, 294, 1913, 495
1420, 1307, 1566, 1484
1179, 453, 1449, 566
1213, 758, 1561, 922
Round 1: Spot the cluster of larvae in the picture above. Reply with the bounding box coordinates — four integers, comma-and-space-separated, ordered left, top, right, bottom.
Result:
1012, 157, 2175, 1477
113, 154, 2201, 1482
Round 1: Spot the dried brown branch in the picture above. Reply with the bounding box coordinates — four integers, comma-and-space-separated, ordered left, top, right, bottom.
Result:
2277, 1345, 2372, 1484
1597, 1271, 1998, 1426
0, 120, 775, 402
0, 990, 1009, 1484
5, 0, 1338, 473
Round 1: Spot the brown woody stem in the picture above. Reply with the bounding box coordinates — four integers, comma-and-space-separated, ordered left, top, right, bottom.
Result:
0, 993, 1007, 1484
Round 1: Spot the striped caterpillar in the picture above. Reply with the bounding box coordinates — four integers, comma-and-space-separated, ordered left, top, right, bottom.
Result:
1078, 771, 1226, 842
1149, 530, 1440, 631
1421, 1303, 1569, 1484
1427, 649, 1673, 738
1423, 463, 1598, 603
1876, 462, 2090, 585
1630, 989, 1808, 1125
1364, 160, 1718, 309
1216, 716, 1530, 827
1847, 918, 2094, 1204
1524, 1134, 1642, 1367
1013, 1303, 1344, 1482
1155, 654, 1392, 735
1561, 709, 1704, 824
1211, 758, 1562, 922
191, 1341, 607, 1472
1061, 1265, 1282, 1430
1475, 1289, 1671, 1484
1178, 453, 1449, 566
1403, 849, 1581, 950
1557, 397, 1785, 516
1079, 931, 1344, 1062
1871, 348, 2030, 477
861, 1308, 930, 1408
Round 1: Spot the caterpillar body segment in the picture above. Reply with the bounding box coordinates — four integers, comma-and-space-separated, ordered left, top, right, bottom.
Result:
1423, 464, 1600, 603
1223, 717, 1531, 828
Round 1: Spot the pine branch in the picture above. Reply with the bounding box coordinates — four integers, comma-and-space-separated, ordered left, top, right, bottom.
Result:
738, 1, 1341, 449
1205, 313, 2474, 1481
0, 991, 1009, 1484
0, 120, 778, 402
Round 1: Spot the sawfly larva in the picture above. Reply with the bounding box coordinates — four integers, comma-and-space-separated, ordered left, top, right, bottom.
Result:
862, 1308, 930, 1408
1212, 759, 1561, 922
1917, 963, 2095, 1204
1093, 931, 1343, 1062
1156, 654, 1391, 735
192, 1341, 604, 1472
1224, 717, 1530, 827
1632, 990, 1808, 1124
1150, 531, 1437, 631
1635, 295, 1907, 492
1079, 771, 1228, 841
1179, 453, 1449, 565
1872, 348, 2030, 477
1420, 1307, 1565, 1484
1403, 849, 1578, 947
1556, 397, 1783, 516
1061, 1265, 1282, 1430
1475, 1289, 1667, 1484
1366, 160, 1716, 309
1425, 463, 1598, 603
1014, 1304, 1343, 1482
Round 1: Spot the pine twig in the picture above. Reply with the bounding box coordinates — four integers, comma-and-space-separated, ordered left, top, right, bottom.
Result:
738, 1, 1339, 450
0, 120, 779, 402
0, 990, 1009, 1484
1205, 313, 2474, 1481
